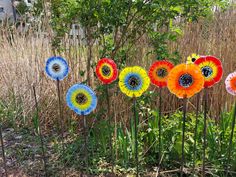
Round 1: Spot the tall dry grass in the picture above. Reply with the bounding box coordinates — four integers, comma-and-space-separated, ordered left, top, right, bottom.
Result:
0, 8, 235, 129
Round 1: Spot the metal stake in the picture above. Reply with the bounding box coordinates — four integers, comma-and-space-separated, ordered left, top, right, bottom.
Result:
193, 93, 200, 172
181, 97, 187, 177
105, 85, 114, 172
202, 88, 208, 177
226, 101, 236, 176
33, 85, 48, 177
158, 88, 162, 168
0, 124, 8, 177
56, 79, 66, 177
83, 114, 89, 173
133, 97, 139, 177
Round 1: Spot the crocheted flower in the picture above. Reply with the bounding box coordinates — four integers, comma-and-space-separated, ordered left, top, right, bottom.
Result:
66, 84, 97, 115
45, 56, 69, 80
119, 66, 150, 97
167, 64, 204, 98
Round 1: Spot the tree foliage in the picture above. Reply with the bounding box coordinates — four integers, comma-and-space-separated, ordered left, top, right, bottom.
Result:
50, 0, 228, 60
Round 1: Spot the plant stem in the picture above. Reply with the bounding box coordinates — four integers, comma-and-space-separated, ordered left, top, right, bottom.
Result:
83, 114, 89, 173
33, 85, 48, 177
226, 101, 236, 177
105, 85, 114, 173
202, 88, 208, 177
133, 97, 139, 177
181, 97, 187, 177
193, 93, 200, 172
158, 88, 162, 168
56, 79, 66, 177
0, 124, 7, 177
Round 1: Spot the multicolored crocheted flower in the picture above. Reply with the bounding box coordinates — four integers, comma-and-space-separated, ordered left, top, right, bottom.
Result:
167, 64, 204, 98
66, 84, 97, 115
96, 58, 118, 84
45, 56, 69, 80
186, 53, 200, 64
194, 56, 223, 88
225, 71, 236, 96
148, 60, 174, 88
119, 66, 150, 97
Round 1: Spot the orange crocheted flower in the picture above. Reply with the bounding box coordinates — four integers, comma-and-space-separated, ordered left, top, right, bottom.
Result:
167, 64, 204, 98
148, 60, 174, 88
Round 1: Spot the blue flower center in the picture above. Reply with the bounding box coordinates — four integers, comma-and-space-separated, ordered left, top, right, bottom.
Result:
157, 68, 167, 78
179, 74, 193, 88
202, 66, 213, 78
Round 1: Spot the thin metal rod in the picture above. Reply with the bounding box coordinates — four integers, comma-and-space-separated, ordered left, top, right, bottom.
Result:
0, 124, 8, 177
105, 85, 114, 172
33, 85, 48, 177
83, 114, 89, 173
226, 101, 236, 177
202, 88, 208, 177
56, 79, 66, 177
133, 97, 139, 177
158, 88, 162, 167
181, 97, 187, 177
193, 93, 200, 171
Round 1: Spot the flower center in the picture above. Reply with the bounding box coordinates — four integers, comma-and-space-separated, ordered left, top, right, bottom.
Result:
192, 58, 196, 62
76, 93, 87, 105
229, 77, 236, 90
157, 68, 168, 78
52, 63, 61, 72
179, 74, 193, 88
128, 76, 140, 89
102, 65, 111, 76
201, 66, 213, 78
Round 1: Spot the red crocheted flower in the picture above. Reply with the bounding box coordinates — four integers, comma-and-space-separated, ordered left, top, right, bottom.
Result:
96, 58, 118, 84
194, 56, 223, 88
148, 60, 174, 88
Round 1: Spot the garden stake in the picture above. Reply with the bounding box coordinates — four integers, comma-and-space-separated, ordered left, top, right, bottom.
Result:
133, 96, 139, 177
202, 88, 208, 177
33, 85, 48, 177
56, 79, 66, 177
105, 85, 114, 173
66, 84, 97, 175
158, 87, 162, 166
0, 123, 8, 177
82, 113, 89, 173
180, 97, 187, 177
193, 93, 200, 171
118, 66, 150, 176
226, 101, 236, 177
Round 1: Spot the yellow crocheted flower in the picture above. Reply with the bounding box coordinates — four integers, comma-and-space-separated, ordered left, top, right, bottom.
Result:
119, 66, 150, 97
186, 53, 200, 64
